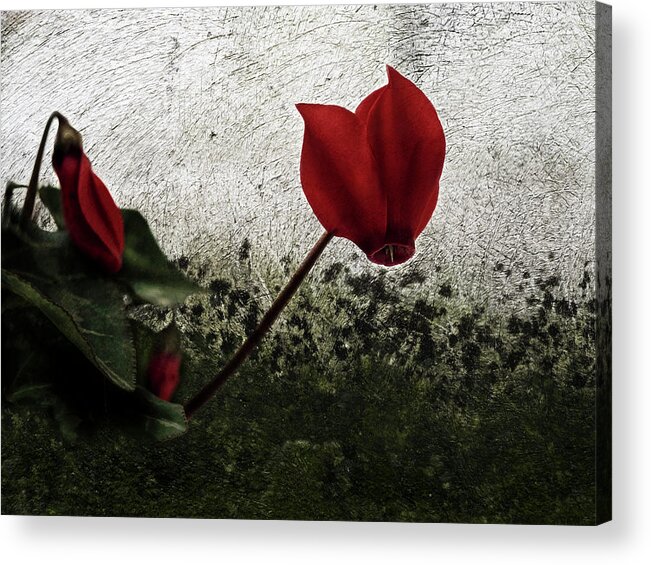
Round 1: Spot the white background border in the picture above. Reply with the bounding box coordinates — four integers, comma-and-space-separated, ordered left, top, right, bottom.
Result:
1, 0, 649, 563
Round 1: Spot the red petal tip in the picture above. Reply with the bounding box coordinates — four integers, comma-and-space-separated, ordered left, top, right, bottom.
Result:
296, 103, 316, 117
385, 64, 403, 83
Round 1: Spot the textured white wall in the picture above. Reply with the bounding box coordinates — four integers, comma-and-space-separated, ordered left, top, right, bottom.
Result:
0, 2, 596, 304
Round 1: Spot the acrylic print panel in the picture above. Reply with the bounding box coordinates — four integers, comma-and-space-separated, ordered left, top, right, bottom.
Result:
1, 2, 611, 524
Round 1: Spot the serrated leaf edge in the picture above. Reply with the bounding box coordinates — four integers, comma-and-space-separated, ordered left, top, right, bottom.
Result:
1, 269, 136, 391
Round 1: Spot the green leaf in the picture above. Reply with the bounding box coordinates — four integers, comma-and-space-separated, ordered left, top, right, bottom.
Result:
131, 320, 157, 386
5, 184, 200, 394
2, 219, 137, 391
39, 185, 65, 229
3, 286, 186, 442
132, 387, 188, 441
39, 186, 202, 306
119, 209, 203, 306
2, 269, 136, 391
8, 383, 55, 404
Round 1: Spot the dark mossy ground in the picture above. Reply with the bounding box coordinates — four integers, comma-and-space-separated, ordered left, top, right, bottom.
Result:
2, 257, 599, 524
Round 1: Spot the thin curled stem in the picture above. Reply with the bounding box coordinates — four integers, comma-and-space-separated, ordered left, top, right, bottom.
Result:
20, 111, 64, 228
184, 230, 334, 418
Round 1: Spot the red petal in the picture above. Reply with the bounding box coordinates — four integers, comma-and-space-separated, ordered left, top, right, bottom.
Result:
54, 152, 81, 191
77, 153, 125, 272
297, 103, 386, 254
55, 154, 107, 264
148, 353, 181, 401
355, 84, 387, 124
365, 65, 445, 242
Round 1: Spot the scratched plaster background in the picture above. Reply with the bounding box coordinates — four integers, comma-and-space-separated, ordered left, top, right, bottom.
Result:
0, 2, 597, 306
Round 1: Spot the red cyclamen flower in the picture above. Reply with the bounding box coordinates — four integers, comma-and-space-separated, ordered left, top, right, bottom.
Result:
147, 351, 182, 402
297, 65, 445, 266
52, 117, 125, 273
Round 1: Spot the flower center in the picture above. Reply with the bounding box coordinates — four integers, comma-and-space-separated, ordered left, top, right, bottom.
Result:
368, 242, 415, 267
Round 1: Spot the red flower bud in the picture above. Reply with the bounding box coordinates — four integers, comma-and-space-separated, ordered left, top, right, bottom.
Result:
52, 117, 125, 273
147, 351, 182, 402
297, 65, 445, 266
147, 324, 182, 401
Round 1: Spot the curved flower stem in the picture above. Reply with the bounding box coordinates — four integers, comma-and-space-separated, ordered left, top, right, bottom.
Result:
19, 111, 63, 228
184, 230, 334, 418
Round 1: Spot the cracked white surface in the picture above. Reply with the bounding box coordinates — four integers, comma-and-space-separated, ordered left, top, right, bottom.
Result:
0, 2, 597, 304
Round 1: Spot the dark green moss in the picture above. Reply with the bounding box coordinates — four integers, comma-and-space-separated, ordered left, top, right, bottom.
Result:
2, 267, 600, 524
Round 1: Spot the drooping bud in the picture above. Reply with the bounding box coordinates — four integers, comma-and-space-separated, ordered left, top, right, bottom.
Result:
52, 116, 125, 273
52, 115, 83, 165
